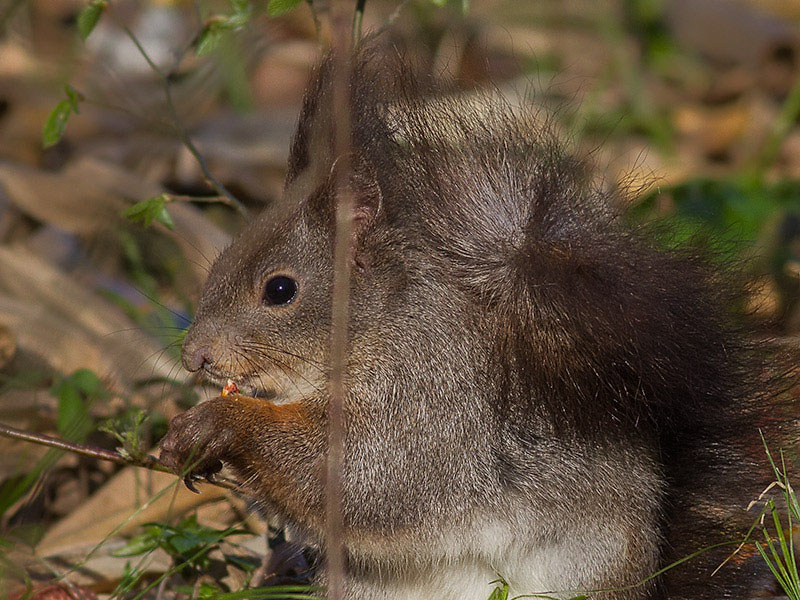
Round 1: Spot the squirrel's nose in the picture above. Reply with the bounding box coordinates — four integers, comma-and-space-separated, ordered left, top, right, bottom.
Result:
182, 345, 213, 373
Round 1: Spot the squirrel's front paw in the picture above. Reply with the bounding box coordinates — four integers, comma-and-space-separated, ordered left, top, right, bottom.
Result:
159, 398, 236, 491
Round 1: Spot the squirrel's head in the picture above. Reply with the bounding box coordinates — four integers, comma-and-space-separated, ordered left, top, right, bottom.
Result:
180, 146, 396, 399
182, 200, 324, 399
181, 51, 397, 399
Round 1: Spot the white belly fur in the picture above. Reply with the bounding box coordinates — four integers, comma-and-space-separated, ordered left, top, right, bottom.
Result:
347, 521, 633, 600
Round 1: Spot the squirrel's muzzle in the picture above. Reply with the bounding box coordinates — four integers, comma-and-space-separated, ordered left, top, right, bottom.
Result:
182, 341, 213, 373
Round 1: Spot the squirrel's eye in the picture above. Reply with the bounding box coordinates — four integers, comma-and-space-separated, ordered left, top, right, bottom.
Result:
263, 276, 297, 306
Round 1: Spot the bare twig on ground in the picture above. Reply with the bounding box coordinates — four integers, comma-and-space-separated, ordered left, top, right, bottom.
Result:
0, 421, 239, 491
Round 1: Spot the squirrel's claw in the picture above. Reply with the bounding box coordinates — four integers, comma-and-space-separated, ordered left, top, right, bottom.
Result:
181, 459, 223, 493
183, 474, 201, 494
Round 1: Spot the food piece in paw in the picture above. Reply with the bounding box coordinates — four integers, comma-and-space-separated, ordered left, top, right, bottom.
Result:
222, 379, 240, 397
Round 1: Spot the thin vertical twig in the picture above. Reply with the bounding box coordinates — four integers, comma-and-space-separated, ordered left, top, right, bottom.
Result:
306, 0, 327, 45
326, 1, 357, 598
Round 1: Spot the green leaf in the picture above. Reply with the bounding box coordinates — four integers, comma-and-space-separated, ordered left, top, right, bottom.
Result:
486, 581, 508, 600
42, 99, 73, 148
42, 86, 84, 148
267, 0, 303, 17
195, 21, 228, 56
49, 369, 106, 443
77, 0, 108, 41
100, 409, 149, 460
112, 528, 161, 557
50, 370, 102, 443
226, 3, 253, 29
230, 0, 253, 23
221, 552, 259, 573
56, 384, 83, 436
196, 582, 223, 600
216, 587, 323, 600
196, 1, 252, 56
69, 368, 104, 396
64, 84, 83, 113
123, 194, 175, 230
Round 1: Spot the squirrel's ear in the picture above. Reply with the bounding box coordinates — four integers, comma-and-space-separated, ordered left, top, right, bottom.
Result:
311, 153, 382, 235
304, 155, 382, 272
348, 154, 382, 230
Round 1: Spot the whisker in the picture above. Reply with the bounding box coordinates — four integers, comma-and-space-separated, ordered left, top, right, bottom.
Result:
128, 340, 181, 385
232, 348, 283, 396
239, 341, 327, 371
239, 349, 315, 401
127, 285, 191, 322
237, 343, 324, 395
241, 341, 325, 387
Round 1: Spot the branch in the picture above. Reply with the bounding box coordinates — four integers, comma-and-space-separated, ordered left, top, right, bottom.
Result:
0, 421, 238, 491
120, 25, 251, 220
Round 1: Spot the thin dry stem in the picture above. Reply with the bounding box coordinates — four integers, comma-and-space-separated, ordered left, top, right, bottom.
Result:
353, 0, 366, 46
307, 0, 331, 45
119, 23, 250, 220
0, 421, 238, 491
325, 1, 357, 598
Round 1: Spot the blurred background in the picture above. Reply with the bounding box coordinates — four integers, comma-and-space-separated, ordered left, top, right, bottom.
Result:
0, 0, 798, 597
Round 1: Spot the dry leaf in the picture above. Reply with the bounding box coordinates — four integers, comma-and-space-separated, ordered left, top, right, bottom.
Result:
36, 467, 226, 557
0, 247, 177, 387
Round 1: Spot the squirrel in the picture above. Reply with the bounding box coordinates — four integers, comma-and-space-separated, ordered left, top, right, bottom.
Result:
158, 44, 793, 599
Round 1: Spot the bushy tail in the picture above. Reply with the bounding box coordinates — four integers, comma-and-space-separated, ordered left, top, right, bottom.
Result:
658, 365, 796, 599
